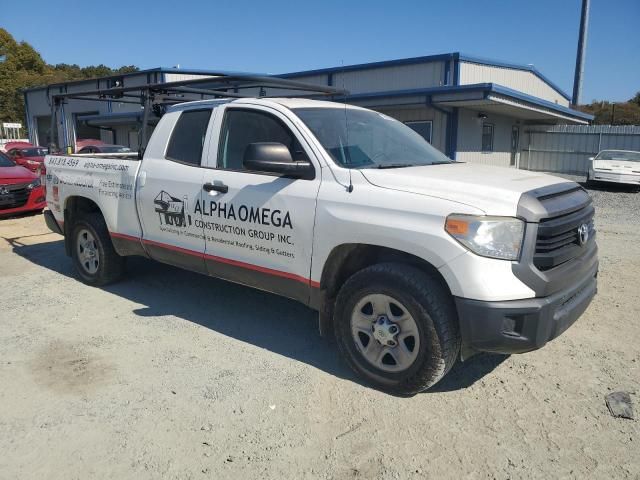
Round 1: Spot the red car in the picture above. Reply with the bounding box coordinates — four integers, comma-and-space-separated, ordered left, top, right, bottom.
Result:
0, 152, 46, 217
5, 143, 48, 174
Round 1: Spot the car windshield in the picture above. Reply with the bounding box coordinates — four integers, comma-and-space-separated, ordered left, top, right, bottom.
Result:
0, 152, 16, 167
596, 150, 640, 162
100, 145, 132, 153
21, 148, 47, 157
293, 107, 452, 168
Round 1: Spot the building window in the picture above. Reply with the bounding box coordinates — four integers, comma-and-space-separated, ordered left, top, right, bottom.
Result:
481, 123, 494, 153
166, 109, 212, 166
405, 121, 433, 144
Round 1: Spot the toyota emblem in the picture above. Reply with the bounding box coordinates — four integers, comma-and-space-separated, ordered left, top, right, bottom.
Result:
577, 223, 590, 246
0, 186, 8, 195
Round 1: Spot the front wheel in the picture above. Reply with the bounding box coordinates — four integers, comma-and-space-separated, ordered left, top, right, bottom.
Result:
71, 213, 125, 286
334, 263, 460, 395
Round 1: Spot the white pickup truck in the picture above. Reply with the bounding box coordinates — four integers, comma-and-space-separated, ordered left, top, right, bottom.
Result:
44, 97, 598, 394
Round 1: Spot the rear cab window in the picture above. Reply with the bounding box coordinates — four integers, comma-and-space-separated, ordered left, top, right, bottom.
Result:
165, 109, 213, 166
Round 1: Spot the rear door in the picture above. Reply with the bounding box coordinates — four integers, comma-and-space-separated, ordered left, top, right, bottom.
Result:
199, 104, 322, 303
136, 107, 216, 274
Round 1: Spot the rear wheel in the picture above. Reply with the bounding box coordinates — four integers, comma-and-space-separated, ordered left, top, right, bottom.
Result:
334, 263, 460, 395
71, 213, 125, 286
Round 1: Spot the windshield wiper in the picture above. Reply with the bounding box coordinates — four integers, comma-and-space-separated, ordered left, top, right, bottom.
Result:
376, 163, 415, 169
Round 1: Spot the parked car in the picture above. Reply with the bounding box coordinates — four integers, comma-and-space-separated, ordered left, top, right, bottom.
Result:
6, 144, 48, 173
0, 152, 46, 217
587, 149, 640, 187
2, 141, 35, 153
44, 98, 598, 394
77, 144, 132, 154
75, 139, 105, 152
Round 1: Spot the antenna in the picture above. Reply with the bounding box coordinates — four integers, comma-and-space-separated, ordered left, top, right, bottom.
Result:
342, 60, 353, 193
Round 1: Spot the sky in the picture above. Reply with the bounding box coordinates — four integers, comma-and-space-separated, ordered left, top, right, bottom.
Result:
3, 0, 639, 102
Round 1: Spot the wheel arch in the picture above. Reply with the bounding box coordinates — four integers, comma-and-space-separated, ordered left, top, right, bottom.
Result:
63, 196, 105, 256
316, 243, 454, 337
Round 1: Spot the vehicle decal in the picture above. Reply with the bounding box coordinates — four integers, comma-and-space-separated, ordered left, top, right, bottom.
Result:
154, 190, 190, 227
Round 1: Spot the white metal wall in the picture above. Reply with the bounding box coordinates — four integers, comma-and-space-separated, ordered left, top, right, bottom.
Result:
373, 105, 448, 154
455, 109, 516, 167
519, 125, 640, 174
459, 62, 570, 107
289, 61, 446, 94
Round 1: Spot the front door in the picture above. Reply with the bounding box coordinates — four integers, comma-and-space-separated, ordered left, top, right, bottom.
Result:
136, 108, 215, 274
199, 104, 321, 303
510, 126, 520, 167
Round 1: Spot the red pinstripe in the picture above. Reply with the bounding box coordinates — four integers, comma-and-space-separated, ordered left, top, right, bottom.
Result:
109, 231, 320, 287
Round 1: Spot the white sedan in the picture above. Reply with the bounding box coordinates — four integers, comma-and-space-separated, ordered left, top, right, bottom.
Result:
587, 150, 640, 187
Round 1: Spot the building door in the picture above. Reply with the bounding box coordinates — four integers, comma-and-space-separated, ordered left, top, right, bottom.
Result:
510, 126, 520, 167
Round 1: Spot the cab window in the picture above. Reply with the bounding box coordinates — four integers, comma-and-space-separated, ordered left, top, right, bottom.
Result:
217, 109, 307, 171
166, 109, 212, 166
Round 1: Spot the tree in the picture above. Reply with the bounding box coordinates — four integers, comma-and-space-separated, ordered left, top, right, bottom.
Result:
579, 95, 640, 125
0, 28, 139, 130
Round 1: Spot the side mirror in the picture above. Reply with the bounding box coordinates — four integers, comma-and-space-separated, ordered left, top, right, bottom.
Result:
588, 157, 594, 161
243, 143, 314, 180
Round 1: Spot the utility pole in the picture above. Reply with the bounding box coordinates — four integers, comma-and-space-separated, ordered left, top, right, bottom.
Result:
611, 103, 616, 125
572, 0, 590, 106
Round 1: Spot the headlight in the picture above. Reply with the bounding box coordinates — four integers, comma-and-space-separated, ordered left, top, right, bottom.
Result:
26, 160, 40, 165
27, 179, 41, 190
445, 214, 525, 260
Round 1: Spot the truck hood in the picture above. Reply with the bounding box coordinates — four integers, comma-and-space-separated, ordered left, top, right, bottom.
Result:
360, 163, 570, 216
593, 159, 640, 174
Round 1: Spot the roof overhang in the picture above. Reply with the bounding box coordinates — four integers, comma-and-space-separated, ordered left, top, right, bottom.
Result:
340, 83, 593, 125
77, 111, 153, 128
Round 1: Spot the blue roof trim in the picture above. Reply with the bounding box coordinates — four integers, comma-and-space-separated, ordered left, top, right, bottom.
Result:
279, 53, 456, 78
488, 84, 591, 120
336, 83, 593, 121
458, 54, 572, 101
23, 67, 264, 93
278, 52, 571, 102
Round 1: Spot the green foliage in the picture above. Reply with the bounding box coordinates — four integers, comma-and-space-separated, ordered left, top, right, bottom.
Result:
579, 97, 640, 125
0, 28, 138, 128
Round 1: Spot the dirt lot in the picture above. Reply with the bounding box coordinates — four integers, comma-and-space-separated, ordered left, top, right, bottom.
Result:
1, 178, 639, 479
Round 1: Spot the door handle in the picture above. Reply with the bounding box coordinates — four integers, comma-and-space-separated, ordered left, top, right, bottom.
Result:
203, 182, 228, 194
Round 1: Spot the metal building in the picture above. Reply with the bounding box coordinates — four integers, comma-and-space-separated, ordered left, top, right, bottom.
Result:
22, 52, 592, 166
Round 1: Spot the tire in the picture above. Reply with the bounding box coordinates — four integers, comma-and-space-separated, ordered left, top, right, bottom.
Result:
334, 263, 460, 395
71, 213, 125, 286
585, 172, 594, 187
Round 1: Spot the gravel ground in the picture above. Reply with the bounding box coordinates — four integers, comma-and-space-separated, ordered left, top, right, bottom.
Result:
0, 175, 639, 479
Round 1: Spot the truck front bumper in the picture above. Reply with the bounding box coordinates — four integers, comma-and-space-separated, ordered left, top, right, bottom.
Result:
455, 263, 597, 356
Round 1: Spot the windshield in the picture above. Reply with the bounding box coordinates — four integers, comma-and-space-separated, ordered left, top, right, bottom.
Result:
100, 145, 132, 153
596, 150, 640, 162
0, 152, 16, 167
293, 107, 452, 168
20, 148, 47, 157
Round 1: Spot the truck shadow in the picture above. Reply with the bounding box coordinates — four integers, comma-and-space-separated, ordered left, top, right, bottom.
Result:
7, 238, 507, 395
